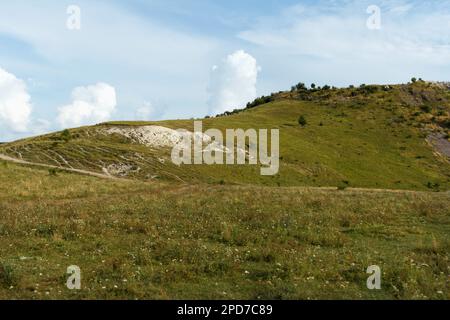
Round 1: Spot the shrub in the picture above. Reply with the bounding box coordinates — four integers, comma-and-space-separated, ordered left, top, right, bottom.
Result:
298, 115, 307, 127
411, 77, 417, 83
48, 168, 58, 176
0, 262, 17, 287
246, 95, 274, 109
426, 182, 440, 191
337, 180, 350, 190
420, 105, 432, 113
359, 85, 378, 94
295, 82, 306, 91
60, 129, 71, 142
310, 83, 316, 89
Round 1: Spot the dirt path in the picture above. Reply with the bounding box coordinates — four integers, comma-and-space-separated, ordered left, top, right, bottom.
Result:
0, 153, 119, 180
1, 153, 448, 194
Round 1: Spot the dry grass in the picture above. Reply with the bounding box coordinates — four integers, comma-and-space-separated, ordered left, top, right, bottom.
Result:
0, 162, 448, 299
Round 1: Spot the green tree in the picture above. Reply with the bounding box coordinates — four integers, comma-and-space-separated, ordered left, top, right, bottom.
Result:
298, 115, 307, 127
60, 129, 71, 142
295, 82, 306, 90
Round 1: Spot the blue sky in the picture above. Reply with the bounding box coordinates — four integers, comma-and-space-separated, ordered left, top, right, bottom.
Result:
0, 0, 449, 141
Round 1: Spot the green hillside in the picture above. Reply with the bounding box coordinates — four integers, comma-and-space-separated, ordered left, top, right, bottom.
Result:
1, 81, 449, 191
0, 81, 449, 300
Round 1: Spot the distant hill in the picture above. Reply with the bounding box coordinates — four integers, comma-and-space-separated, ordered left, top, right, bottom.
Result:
1, 81, 449, 191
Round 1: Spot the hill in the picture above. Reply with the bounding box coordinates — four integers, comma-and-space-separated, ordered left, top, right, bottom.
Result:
0, 80, 449, 300
1, 80, 449, 191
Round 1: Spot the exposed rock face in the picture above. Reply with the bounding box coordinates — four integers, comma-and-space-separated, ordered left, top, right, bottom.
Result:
427, 133, 450, 159
104, 126, 210, 148
103, 125, 252, 160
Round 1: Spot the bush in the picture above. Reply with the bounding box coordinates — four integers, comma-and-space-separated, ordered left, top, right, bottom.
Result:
356, 85, 378, 95
246, 95, 274, 109
337, 180, 350, 190
48, 168, 58, 176
0, 262, 17, 288
426, 182, 440, 191
420, 105, 432, 113
295, 82, 306, 90
298, 115, 307, 127
411, 77, 417, 83
60, 129, 71, 142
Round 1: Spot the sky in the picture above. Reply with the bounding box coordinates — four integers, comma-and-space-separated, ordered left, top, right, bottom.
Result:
0, 0, 449, 141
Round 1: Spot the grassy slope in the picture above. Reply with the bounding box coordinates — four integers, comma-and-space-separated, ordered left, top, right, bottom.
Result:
1, 82, 449, 190
0, 161, 448, 299
0, 82, 449, 300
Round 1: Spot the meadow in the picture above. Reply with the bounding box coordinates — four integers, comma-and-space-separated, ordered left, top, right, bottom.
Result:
0, 161, 448, 299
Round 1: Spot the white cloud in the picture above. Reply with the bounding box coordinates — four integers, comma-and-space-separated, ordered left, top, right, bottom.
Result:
0, 67, 32, 132
208, 50, 261, 115
135, 102, 155, 120
239, 2, 450, 61
237, 1, 450, 85
31, 118, 51, 135
57, 83, 117, 128
0, 1, 221, 139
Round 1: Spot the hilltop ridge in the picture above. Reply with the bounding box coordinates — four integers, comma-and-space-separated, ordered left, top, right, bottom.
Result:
1, 80, 449, 191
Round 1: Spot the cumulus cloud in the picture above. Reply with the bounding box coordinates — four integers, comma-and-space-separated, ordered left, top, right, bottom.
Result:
0, 67, 32, 132
208, 50, 261, 115
57, 83, 117, 128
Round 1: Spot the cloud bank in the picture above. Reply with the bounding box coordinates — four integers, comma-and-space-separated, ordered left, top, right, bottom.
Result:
237, 0, 450, 86
0, 67, 32, 132
57, 83, 117, 128
208, 50, 261, 115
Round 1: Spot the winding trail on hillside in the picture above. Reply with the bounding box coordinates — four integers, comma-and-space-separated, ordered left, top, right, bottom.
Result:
1, 153, 448, 194
0, 153, 118, 180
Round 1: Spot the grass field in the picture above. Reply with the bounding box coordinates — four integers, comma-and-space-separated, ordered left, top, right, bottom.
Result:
0, 161, 448, 299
